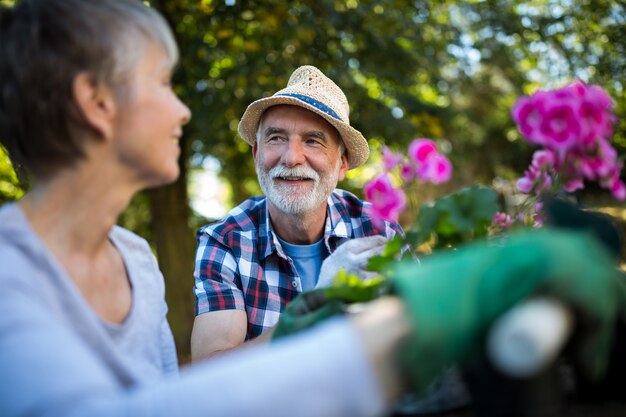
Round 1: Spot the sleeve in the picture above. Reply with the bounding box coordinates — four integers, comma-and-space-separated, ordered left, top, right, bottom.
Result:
0, 277, 387, 417
384, 220, 405, 240
193, 231, 245, 315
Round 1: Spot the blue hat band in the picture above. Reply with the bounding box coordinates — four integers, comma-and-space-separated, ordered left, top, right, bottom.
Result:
276, 93, 343, 123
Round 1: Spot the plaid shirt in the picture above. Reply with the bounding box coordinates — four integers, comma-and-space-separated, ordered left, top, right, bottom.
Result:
193, 189, 403, 340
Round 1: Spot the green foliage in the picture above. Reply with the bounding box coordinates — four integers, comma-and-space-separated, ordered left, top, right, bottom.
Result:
366, 235, 408, 275
407, 185, 500, 248
117, 192, 154, 250
324, 269, 388, 303
0, 146, 24, 205
151, 0, 624, 210
326, 185, 499, 303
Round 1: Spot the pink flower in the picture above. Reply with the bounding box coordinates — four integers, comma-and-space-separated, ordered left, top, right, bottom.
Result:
512, 82, 616, 155
493, 212, 513, 229
611, 179, 626, 201
511, 94, 546, 145
517, 164, 552, 195
581, 85, 617, 140
420, 152, 453, 184
408, 138, 437, 165
364, 174, 407, 224
530, 149, 557, 171
563, 178, 584, 193
513, 82, 621, 201
400, 163, 414, 182
537, 98, 581, 152
517, 176, 534, 194
381, 146, 403, 172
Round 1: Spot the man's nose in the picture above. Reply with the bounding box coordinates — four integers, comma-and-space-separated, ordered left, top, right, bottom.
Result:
282, 139, 306, 167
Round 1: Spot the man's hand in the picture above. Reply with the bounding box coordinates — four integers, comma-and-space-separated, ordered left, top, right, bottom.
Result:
392, 229, 626, 392
317, 235, 389, 288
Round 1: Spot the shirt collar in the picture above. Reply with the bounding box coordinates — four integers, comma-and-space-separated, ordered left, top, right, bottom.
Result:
324, 191, 351, 251
259, 191, 352, 260
259, 197, 279, 260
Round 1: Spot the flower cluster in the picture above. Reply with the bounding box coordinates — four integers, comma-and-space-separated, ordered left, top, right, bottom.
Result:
512, 81, 624, 200
364, 138, 452, 224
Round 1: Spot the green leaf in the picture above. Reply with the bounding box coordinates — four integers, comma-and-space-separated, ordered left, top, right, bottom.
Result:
367, 235, 406, 274
324, 269, 389, 303
409, 185, 501, 249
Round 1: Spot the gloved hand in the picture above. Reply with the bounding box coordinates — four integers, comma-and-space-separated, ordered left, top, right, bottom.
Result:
272, 289, 347, 340
317, 235, 389, 288
392, 229, 626, 392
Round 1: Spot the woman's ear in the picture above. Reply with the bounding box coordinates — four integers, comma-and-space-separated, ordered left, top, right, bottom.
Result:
72, 73, 117, 141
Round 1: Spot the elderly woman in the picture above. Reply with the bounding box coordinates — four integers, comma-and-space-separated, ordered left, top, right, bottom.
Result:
0, 1, 409, 415
0, 1, 623, 416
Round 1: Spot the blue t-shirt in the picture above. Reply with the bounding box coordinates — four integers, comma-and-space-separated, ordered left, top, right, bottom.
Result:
276, 236, 329, 291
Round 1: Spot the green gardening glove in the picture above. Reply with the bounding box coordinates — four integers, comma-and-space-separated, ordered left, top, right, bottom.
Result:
272, 270, 389, 340
392, 229, 626, 392
272, 289, 347, 340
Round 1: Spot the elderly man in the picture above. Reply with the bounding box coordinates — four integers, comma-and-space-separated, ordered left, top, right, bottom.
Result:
191, 66, 403, 360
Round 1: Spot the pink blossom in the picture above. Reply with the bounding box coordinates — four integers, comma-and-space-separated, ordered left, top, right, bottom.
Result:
517, 176, 534, 194
599, 165, 621, 189
512, 82, 616, 155
537, 97, 581, 152
530, 149, 557, 170
513, 82, 621, 202
381, 146, 403, 172
364, 174, 407, 223
585, 84, 613, 110
611, 179, 626, 201
511, 94, 546, 145
493, 212, 513, 229
408, 138, 437, 165
420, 152, 453, 184
577, 86, 615, 146
579, 100, 607, 146
400, 163, 414, 182
579, 157, 600, 180
596, 139, 618, 177
561, 80, 587, 99
578, 139, 617, 180
517, 165, 552, 195
563, 178, 584, 193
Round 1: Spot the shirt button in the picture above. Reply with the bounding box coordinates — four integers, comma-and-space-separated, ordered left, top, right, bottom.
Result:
291, 281, 297, 288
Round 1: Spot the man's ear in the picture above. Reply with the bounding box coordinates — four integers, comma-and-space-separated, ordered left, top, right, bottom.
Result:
337, 151, 349, 181
72, 72, 117, 141
252, 140, 258, 159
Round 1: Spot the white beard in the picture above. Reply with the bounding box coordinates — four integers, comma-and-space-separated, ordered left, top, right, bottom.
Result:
256, 158, 341, 215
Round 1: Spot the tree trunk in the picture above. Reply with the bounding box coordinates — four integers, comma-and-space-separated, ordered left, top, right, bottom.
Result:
147, 167, 196, 364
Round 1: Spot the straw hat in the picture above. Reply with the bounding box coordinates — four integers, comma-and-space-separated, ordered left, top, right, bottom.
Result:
237, 65, 369, 169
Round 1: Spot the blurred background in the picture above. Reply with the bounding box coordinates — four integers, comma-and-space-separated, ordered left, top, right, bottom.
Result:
0, 0, 624, 362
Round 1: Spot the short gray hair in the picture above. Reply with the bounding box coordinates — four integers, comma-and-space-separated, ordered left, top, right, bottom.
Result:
0, 0, 178, 177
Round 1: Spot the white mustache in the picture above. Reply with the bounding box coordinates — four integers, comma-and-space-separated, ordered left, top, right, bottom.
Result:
269, 165, 320, 182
